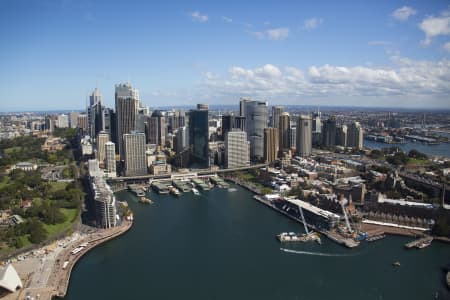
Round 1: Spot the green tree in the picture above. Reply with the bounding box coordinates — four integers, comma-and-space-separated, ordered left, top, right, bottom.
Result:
28, 219, 47, 244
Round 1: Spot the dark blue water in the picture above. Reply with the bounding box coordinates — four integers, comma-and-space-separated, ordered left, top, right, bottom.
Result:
63, 186, 450, 300
364, 140, 450, 158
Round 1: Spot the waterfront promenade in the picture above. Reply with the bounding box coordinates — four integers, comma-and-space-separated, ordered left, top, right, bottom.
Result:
3, 220, 133, 300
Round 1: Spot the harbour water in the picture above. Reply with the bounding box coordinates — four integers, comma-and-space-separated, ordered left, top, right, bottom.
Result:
364, 140, 450, 158
63, 185, 449, 300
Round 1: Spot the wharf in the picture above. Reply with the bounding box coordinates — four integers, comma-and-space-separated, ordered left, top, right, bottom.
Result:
192, 178, 210, 190
172, 180, 191, 192
253, 195, 358, 248
210, 176, 229, 188
405, 236, 433, 249
151, 182, 169, 194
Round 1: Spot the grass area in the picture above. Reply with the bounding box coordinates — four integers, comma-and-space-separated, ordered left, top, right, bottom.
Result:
0, 176, 9, 189
18, 235, 31, 248
407, 158, 429, 165
4, 146, 22, 154
49, 181, 68, 192
43, 208, 78, 237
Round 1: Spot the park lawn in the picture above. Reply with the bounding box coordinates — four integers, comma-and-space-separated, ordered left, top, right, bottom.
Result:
18, 235, 32, 248
407, 158, 429, 165
0, 176, 9, 189
49, 181, 68, 192
4, 146, 22, 154
43, 208, 79, 237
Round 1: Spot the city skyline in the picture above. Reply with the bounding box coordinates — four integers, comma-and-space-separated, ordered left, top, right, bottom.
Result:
1, 0, 450, 111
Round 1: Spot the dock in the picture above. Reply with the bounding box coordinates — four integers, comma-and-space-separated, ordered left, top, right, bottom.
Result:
253, 195, 359, 248
172, 179, 191, 192
151, 182, 169, 194
210, 176, 229, 188
405, 236, 433, 249
192, 178, 211, 190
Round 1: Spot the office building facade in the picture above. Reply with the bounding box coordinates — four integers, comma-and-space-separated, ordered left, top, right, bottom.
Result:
296, 115, 312, 157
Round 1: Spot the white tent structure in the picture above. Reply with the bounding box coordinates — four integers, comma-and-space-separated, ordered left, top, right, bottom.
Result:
0, 264, 23, 292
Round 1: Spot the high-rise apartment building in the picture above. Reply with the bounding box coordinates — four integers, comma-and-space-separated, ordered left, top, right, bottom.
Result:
115, 82, 139, 159
77, 114, 88, 133
69, 111, 79, 129
105, 141, 116, 177
96, 131, 110, 166
242, 99, 268, 162
264, 127, 279, 163
225, 130, 250, 168
322, 116, 337, 147
57, 114, 69, 128
271, 106, 284, 129
347, 122, 363, 149
336, 125, 347, 147
189, 104, 209, 168
279, 112, 290, 155
123, 132, 147, 176
296, 115, 312, 157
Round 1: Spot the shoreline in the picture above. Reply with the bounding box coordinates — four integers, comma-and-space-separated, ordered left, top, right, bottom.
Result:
4, 220, 133, 300
53, 220, 133, 299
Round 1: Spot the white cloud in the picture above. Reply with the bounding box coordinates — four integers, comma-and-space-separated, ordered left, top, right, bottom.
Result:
302, 17, 324, 30
444, 42, 450, 52
419, 9, 450, 46
201, 57, 450, 107
221, 16, 232, 23
189, 11, 208, 22
392, 6, 417, 21
249, 27, 289, 40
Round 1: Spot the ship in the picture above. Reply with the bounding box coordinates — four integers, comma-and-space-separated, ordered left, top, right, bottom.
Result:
276, 232, 322, 244
192, 188, 200, 195
392, 261, 401, 267
139, 197, 153, 204
169, 186, 181, 197
416, 240, 432, 249
367, 234, 386, 242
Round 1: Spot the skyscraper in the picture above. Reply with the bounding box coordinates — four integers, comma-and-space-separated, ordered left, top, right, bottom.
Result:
322, 116, 337, 148
115, 82, 139, 159
242, 99, 268, 162
264, 127, 279, 163
271, 106, 284, 129
148, 110, 166, 146
105, 141, 116, 177
335, 125, 347, 147
69, 111, 79, 129
279, 112, 290, 155
123, 132, 147, 176
96, 131, 110, 166
347, 122, 363, 149
88, 88, 104, 139
189, 104, 209, 168
225, 130, 250, 168
221, 114, 246, 139
296, 115, 312, 157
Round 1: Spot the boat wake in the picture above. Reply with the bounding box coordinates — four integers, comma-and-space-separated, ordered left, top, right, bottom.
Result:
280, 248, 359, 257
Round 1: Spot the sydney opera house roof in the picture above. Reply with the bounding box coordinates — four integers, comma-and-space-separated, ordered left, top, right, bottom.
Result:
0, 264, 23, 293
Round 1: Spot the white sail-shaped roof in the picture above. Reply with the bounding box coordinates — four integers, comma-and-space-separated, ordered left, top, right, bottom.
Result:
0, 264, 23, 292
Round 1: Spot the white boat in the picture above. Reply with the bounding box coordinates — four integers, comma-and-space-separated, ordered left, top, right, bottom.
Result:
192, 188, 200, 195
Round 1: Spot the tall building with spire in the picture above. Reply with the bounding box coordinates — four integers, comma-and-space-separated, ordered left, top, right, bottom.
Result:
115, 82, 140, 159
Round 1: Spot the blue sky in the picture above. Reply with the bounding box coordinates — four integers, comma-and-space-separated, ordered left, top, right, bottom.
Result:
0, 0, 449, 111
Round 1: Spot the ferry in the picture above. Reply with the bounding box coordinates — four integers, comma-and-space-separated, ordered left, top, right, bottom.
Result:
192, 188, 200, 195
277, 232, 321, 244
367, 234, 386, 242
139, 197, 153, 204
416, 240, 432, 249
169, 186, 181, 197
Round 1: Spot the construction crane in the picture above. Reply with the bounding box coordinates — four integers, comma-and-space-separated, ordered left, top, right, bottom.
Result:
340, 197, 353, 233
298, 205, 310, 235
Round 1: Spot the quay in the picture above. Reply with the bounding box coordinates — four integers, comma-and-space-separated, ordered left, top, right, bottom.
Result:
5, 220, 133, 300
253, 195, 359, 248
